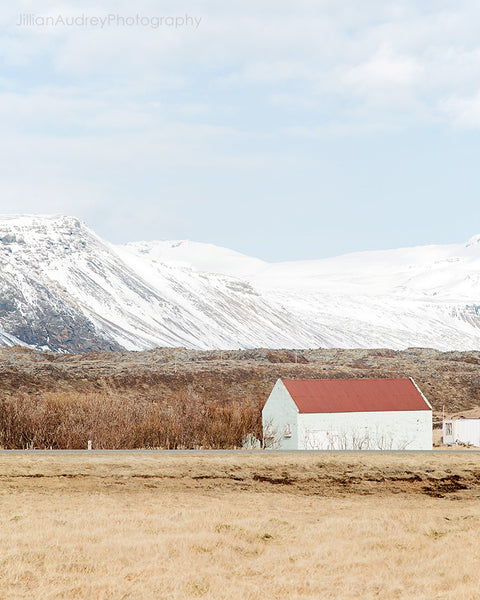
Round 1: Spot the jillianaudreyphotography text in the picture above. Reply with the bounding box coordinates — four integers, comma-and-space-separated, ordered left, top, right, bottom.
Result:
16, 12, 203, 29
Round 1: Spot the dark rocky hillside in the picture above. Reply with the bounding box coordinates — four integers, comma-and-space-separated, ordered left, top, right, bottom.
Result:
1, 346, 479, 424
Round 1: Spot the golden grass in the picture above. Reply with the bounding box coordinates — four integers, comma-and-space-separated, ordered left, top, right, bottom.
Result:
1, 452, 480, 599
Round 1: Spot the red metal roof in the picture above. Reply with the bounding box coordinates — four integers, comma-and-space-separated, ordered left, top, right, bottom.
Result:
282, 378, 431, 413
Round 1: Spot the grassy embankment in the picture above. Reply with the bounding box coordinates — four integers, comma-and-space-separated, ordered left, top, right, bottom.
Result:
1, 452, 480, 599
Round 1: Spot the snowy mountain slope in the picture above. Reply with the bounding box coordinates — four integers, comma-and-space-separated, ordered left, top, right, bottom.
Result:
244, 236, 480, 298
124, 240, 265, 280
0, 325, 25, 347
249, 237, 480, 351
122, 233, 480, 350
123, 235, 480, 300
0, 215, 327, 351
234, 237, 480, 350
0, 214, 479, 352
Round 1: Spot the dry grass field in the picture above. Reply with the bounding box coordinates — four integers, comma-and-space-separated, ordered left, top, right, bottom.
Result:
1, 451, 480, 600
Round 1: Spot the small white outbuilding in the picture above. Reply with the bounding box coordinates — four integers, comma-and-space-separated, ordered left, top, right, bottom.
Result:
443, 418, 480, 447
262, 377, 432, 450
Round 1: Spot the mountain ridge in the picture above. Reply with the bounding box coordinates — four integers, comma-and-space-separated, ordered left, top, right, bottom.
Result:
0, 214, 479, 352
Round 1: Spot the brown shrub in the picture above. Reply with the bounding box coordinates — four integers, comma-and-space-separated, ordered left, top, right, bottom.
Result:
0, 389, 262, 449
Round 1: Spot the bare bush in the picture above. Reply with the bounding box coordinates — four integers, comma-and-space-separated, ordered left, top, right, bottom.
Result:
0, 389, 262, 449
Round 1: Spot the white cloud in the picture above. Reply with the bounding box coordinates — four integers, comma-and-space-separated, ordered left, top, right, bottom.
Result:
221, 61, 315, 86
342, 45, 421, 91
440, 91, 480, 129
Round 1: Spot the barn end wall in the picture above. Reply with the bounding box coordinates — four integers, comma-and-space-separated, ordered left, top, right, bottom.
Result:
297, 410, 432, 450
262, 379, 299, 450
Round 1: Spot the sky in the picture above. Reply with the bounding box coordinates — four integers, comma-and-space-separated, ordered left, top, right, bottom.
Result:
1, 0, 480, 261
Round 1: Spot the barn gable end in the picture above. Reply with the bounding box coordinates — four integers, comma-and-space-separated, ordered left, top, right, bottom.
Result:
262, 379, 299, 449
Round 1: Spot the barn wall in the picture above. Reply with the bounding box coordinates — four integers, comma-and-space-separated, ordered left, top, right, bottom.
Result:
297, 410, 432, 450
262, 380, 299, 449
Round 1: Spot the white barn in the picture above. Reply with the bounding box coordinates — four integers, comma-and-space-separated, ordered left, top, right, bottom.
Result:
262, 377, 432, 450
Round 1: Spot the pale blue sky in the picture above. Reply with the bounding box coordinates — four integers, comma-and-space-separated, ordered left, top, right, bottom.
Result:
1, 0, 480, 260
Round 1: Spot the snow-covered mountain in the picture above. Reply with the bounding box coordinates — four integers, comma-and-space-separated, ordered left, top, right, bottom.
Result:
0, 214, 479, 352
